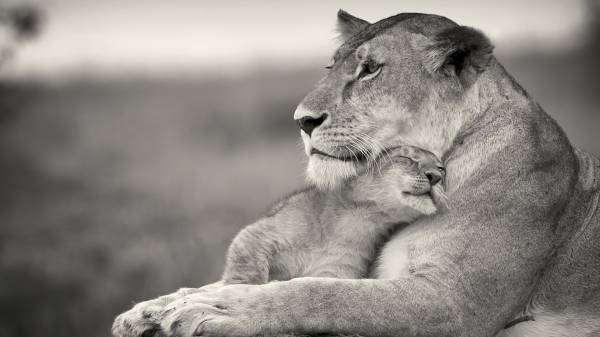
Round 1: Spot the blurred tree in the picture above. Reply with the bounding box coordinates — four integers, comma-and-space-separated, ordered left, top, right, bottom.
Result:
0, 3, 44, 66
0, 4, 44, 127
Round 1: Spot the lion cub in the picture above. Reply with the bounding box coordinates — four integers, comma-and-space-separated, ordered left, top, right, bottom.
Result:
222, 146, 445, 284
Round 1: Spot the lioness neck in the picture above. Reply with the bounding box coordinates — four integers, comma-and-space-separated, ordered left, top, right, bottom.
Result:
441, 59, 577, 194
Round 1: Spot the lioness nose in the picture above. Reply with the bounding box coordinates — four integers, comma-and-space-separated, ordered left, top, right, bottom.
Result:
296, 114, 327, 136
425, 171, 442, 186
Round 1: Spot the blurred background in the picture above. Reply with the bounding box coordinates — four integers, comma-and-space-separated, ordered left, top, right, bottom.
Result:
0, 1, 598, 336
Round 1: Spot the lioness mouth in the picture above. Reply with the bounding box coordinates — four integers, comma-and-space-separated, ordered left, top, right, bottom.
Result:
310, 148, 368, 162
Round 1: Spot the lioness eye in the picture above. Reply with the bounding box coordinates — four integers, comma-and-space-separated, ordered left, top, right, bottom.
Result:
366, 60, 380, 74
358, 59, 382, 80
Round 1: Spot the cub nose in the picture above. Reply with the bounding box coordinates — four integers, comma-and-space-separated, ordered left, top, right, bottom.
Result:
425, 170, 442, 186
295, 114, 327, 136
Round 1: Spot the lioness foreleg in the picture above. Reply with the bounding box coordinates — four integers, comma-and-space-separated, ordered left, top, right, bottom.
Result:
159, 277, 463, 337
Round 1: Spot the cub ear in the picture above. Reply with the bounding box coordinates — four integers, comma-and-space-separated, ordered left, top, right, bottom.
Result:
336, 9, 370, 42
422, 26, 494, 86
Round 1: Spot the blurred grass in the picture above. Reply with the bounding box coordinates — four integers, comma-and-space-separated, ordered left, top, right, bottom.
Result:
0, 51, 599, 337
0, 70, 316, 337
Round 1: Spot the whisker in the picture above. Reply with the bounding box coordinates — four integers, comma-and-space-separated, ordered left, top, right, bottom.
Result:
349, 134, 376, 176
346, 134, 375, 177
355, 132, 387, 176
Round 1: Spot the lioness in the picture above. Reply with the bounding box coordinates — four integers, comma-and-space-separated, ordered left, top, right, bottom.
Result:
113, 10, 600, 337
222, 146, 444, 284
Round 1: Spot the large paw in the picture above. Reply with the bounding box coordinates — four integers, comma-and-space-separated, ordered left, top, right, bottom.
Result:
112, 298, 167, 337
112, 282, 225, 337
160, 284, 267, 337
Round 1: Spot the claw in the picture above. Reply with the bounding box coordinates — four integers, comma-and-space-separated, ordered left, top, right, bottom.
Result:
192, 317, 212, 337
169, 319, 182, 332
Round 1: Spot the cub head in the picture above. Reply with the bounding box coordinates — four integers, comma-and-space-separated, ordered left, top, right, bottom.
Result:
295, 10, 494, 190
381, 145, 445, 193
349, 146, 447, 220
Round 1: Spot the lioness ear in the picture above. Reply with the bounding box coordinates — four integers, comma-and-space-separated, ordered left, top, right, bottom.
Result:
336, 9, 370, 42
422, 26, 494, 86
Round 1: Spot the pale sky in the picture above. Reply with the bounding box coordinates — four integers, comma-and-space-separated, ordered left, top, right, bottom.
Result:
1, 0, 590, 78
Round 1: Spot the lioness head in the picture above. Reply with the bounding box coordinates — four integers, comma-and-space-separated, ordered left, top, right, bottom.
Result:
295, 11, 494, 190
